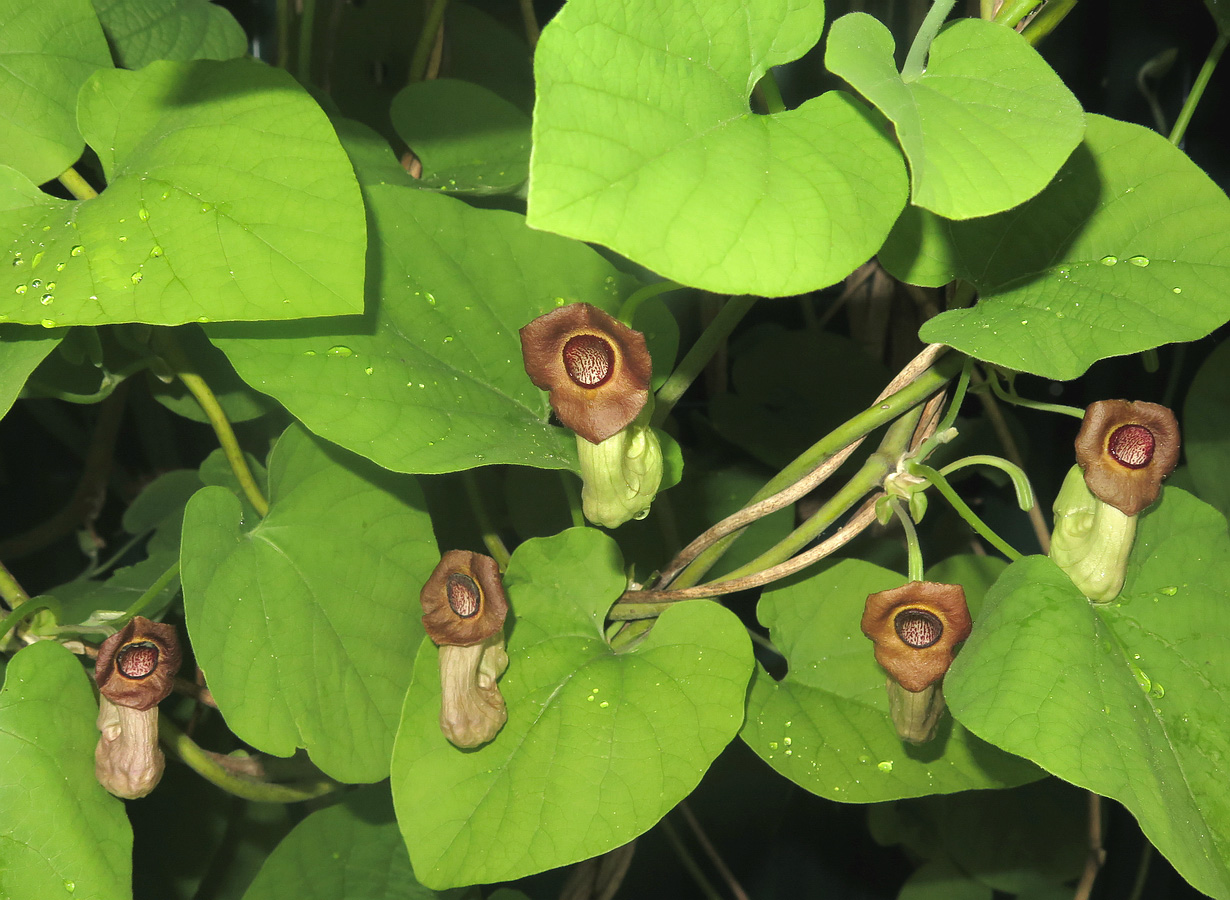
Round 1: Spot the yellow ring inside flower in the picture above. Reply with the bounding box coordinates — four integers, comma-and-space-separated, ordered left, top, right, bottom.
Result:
562, 333, 616, 388
1106, 423, 1154, 469
893, 608, 943, 649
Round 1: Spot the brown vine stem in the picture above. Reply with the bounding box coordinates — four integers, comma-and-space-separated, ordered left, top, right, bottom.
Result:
678, 801, 750, 900
1072, 791, 1106, 900
0, 379, 131, 560
654, 343, 952, 591
658, 818, 725, 900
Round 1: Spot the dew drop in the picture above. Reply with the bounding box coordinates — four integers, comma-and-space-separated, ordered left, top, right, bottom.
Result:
1128, 255, 1149, 267
877, 760, 894, 772
138, 207, 150, 222
30, 279, 41, 289
443, 335, 454, 343
197, 316, 208, 323
46, 282, 55, 291
1173, 287, 1182, 294
55, 261, 66, 271
14, 284, 27, 295
150, 245, 164, 257
201, 203, 212, 213
1150, 682, 1165, 699
327, 345, 353, 358
70, 245, 83, 256
12, 253, 24, 267
40, 294, 53, 305
364, 366, 374, 375
1160, 585, 1178, 596
40, 318, 56, 328
768, 741, 778, 750
161, 191, 169, 200
64, 880, 75, 893
131, 271, 143, 284
1100, 255, 1118, 266
783, 736, 791, 746
599, 700, 609, 708
304, 349, 317, 357
424, 292, 437, 306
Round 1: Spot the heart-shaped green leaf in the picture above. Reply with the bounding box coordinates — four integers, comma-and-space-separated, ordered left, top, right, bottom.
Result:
209, 184, 669, 475
92, 0, 247, 69
392, 527, 753, 888
1, 323, 64, 418
741, 558, 1040, 802
0, 0, 111, 184
902, 114, 1230, 380
180, 424, 438, 783
1183, 337, 1230, 521
391, 79, 530, 195
2, 59, 365, 327
242, 786, 433, 900
945, 488, 1230, 899
826, 14, 1084, 219
0, 641, 132, 900
526, 0, 907, 297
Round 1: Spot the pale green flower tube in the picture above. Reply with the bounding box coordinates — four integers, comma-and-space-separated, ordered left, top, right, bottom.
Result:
1050, 464, 1137, 603
577, 407, 663, 529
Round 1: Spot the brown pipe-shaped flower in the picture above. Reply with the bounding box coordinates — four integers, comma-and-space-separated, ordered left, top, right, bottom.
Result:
861, 582, 971, 743
519, 302, 652, 445
1075, 400, 1179, 517
421, 550, 510, 748
94, 616, 182, 798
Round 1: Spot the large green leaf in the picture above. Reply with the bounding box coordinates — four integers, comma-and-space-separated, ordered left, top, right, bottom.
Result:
0, 641, 131, 900
826, 14, 1083, 219
0, 323, 64, 418
209, 184, 665, 475
1184, 338, 1230, 521
0, 0, 111, 184
899, 114, 1230, 380
392, 528, 753, 888
180, 424, 438, 783
243, 786, 433, 900
391, 79, 530, 195
2, 59, 365, 327
741, 558, 1040, 802
945, 488, 1230, 900
92, 0, 247, 69
526, 0, 907, 297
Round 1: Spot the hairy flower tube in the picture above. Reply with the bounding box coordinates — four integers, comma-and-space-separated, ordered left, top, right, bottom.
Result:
1051, 463, 1137, 603
861, 582, 972, 744
1075, 400, 1179, 517
519, 302, 652, 445
94, 616, 182, 798
420, 550, 510, 748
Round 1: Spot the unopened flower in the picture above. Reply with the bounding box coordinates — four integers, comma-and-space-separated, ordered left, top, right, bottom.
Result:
421, 551, 510, 748
1075, 400, 1179, 517
93, 617, 181, 798
520, 303, 652, 445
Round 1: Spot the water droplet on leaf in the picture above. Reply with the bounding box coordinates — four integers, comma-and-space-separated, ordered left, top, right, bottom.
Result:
131, 271, 143, 284
1128, 255, 1149, 267
327, 345, 353, 358
70, 245, 83, 256
1100, 255, 1118, 266
14, 284, 27, 294
877, 760, 894, 772
151, 245, 163, 257
138, 207, 150, 221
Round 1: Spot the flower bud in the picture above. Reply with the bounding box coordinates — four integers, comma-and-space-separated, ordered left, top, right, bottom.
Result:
1051, 463, 1137, 603
421, 551, 510, 747
520, 303, 652, 445
577, 407, 663, 528
1075, 400, 1179, 516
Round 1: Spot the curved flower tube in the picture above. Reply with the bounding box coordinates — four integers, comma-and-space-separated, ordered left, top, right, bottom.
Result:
1051, 463, 1137, 603
1075, 400, 1179, 516
577, 407, 664, 528
94, 616, 182, 798
520, 302, 652, 445
420, 551, 511, 748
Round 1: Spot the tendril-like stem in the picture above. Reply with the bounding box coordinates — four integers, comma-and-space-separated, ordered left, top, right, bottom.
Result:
908, 462, 1024, 561
985, 369, 1085, 419
939, 454, 1036, 511
890, 497, 925, 582
903, 0, 958, 82
1169, 31, 1229, 147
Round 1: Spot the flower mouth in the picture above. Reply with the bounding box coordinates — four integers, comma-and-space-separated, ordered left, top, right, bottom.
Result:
116, 641, 160, 679
446, 572, 482, 618
563, 334, 615, 388
1107, 424, 1154, 469
894, 609, 943, 649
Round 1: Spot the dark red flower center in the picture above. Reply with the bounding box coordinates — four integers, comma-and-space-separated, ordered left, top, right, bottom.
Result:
446, 573, 481, 618
116, 641, 159, 679
1107, 424, 1155, 469
562, 334, 615, 388
894, 609, 943, 649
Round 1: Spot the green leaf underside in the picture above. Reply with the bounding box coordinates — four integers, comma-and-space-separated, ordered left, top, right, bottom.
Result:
894, 114, 1230, 380
209, 185, 645, 475
527, 0, 908, 297
1183, 337, 1230, 520
392, 528, 753, 888
180, 424, 438, 783
92, 0, 247, 69
0, 323, 64, 418
945, 488, 1230, 899
741, 558, 1041, 803
0, 0, 112, 185
826, 14, 1084, 220
0, 642, 132, 900
2, 59, 365, 327
391, 79, 531, 195
242, 786, 433, 900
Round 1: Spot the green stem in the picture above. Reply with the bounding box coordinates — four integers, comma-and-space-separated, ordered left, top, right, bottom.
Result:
939, 454, 1035, 510
755, 70, 786, 114
276, 0, 292, 69
608, 618, 654, 652
1019, 0, 1077, 45
670, 353, 960, 589
619, 280, 683, 327
518, 0, 540, 48
1126, 839, 1153, 900
122, 561, 180, 620
652, 295, 758, 428
992, 0, 1041, 29
295, 0, 316, 84
1169, 32, 1228, 146
155, 330, 269, 518
560, 472, 585, 529
908, 463, 1024, 560
0, 597, 59, 641
0, 560, 31, 609
986, 370, 1085, 420
891, 498, 925, 582
461, 471, 511, 569
409, 0, 450, 83
903, 0, 958, 81
58, 167, 99, 201
160, 715, 338, 802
